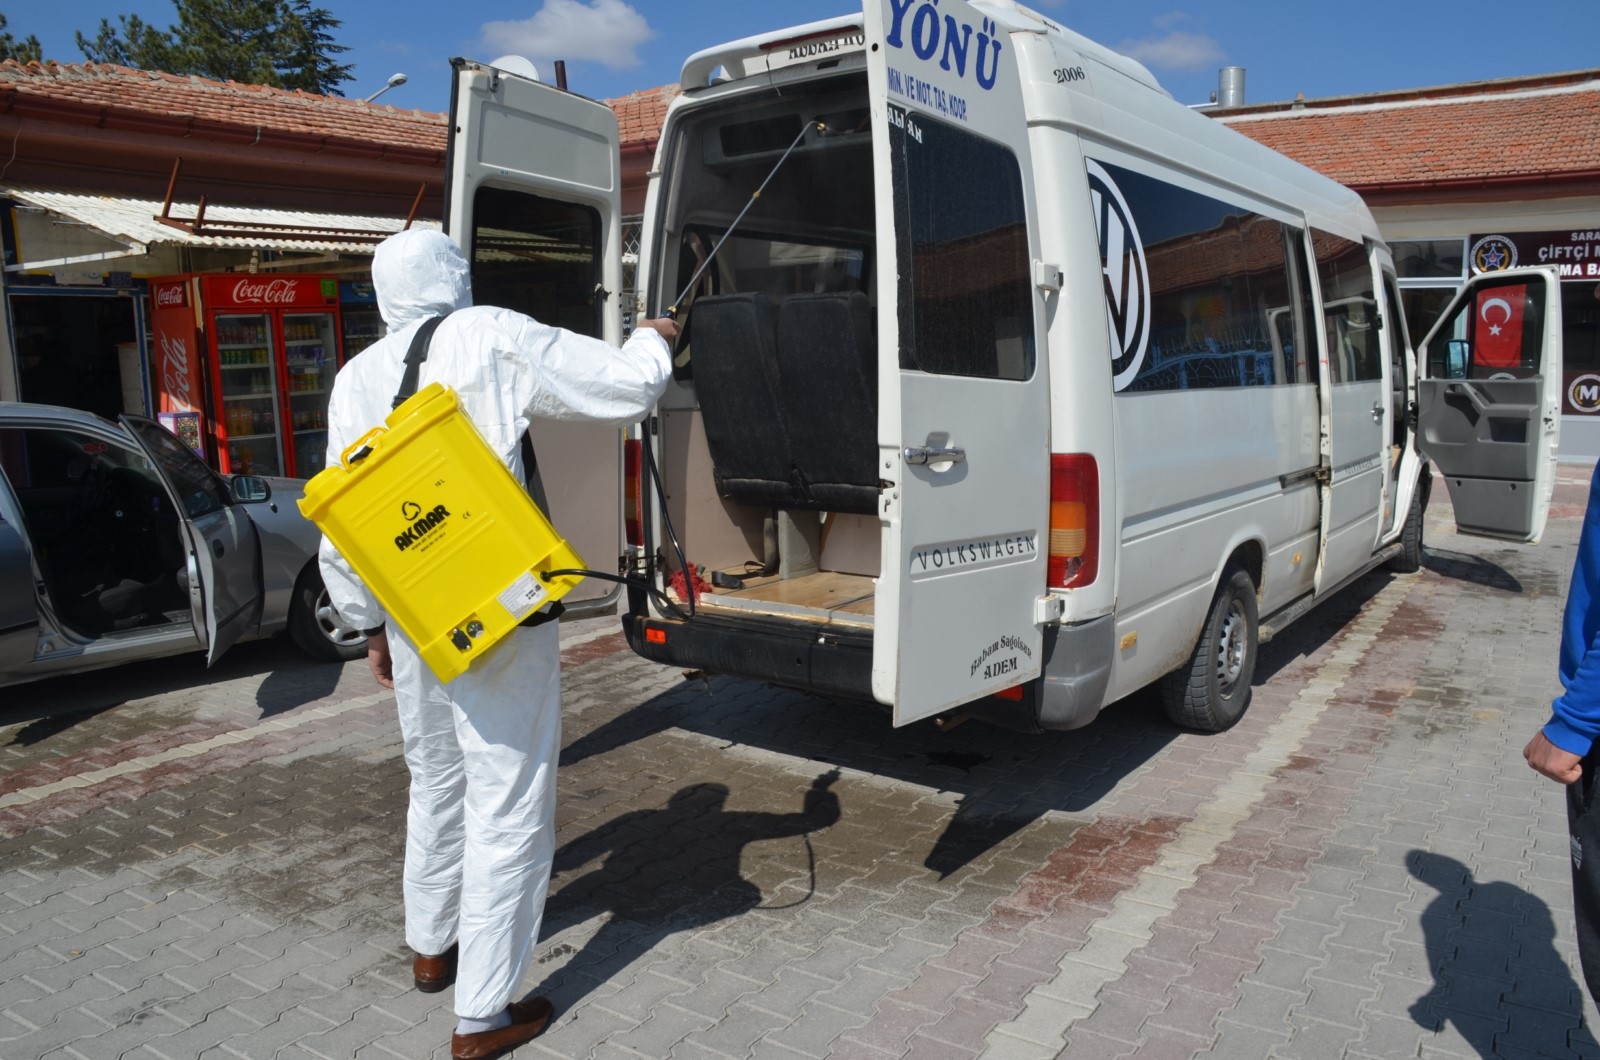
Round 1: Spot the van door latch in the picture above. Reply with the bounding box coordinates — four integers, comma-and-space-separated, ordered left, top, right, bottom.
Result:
1033, 261, 1063, 292
903, 446, 966, 466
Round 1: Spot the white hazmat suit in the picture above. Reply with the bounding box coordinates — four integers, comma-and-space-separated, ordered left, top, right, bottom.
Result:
318, 228, 671, 1020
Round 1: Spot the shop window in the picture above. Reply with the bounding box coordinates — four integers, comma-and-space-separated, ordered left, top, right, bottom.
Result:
1392, 239, 1465, 280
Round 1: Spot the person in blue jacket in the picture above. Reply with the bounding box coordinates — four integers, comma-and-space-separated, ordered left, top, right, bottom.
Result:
1525, 462, 1600, 1002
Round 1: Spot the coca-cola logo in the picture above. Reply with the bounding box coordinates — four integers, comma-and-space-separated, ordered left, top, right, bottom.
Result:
158, 332, 195, 412
231, 277, 300, 304
154, 283, 187, 307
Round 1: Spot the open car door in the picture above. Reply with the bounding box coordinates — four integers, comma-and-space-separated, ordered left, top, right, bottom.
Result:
0, 506, 37, 676
445, 58, 625, 616
864, 0, 1052, 724
123, 417, 262, 663
1416, 266, 1563, 542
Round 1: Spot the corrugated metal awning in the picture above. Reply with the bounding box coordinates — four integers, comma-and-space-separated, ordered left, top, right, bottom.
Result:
4, 185, 439, 270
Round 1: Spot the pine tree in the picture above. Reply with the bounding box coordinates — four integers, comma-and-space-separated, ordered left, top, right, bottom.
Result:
0, 12, 42, 63
75, 0, 353, 95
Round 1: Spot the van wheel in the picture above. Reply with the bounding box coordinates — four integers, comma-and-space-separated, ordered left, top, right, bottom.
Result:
1161, 565, 1257, 732
1388, 490, 1425, 573
288, 564, 367, 662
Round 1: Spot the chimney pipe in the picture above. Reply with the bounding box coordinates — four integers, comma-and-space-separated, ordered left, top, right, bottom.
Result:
1217, 66, 1245, 108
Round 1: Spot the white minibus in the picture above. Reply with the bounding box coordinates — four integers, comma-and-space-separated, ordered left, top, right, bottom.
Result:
442, 0, 1563, 732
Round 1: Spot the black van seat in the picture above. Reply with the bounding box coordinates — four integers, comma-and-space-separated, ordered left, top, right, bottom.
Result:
778, 292, 879, 514
689, 292, 797, 507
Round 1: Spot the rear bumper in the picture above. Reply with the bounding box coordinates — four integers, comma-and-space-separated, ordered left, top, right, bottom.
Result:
623, 605, 876, 702
621, 602, 1113, 731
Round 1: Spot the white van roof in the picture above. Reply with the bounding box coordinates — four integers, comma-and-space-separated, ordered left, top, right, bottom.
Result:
673, 2, 1377, 243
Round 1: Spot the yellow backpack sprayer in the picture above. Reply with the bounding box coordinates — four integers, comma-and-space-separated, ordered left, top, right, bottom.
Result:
298, 316, 584, 682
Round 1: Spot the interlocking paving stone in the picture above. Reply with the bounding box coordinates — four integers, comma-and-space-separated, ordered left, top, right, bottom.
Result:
6, 482, 1600, 1059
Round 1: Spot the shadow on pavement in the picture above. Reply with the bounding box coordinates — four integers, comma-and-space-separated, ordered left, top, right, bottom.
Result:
1423, 548, 1524, 593
1, 635, 353, 736
1407, 850, 1599, 1057
561, 559, 1428, 883
534, 770, 842, 1010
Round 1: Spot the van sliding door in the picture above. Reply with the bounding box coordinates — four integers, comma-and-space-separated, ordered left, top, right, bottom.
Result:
865, 0, 1051, 724
445, 58, 626, 614
1314, 235, 1389, 591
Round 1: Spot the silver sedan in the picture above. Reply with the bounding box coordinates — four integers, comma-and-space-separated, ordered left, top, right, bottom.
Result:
0, 402, 365, 687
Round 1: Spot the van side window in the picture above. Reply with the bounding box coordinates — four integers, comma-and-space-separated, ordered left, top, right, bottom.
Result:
1086, 159, 1304, 393
1426, 275, 1547, 380
1311, 232, 1382, 383
889, 106, 1033, 381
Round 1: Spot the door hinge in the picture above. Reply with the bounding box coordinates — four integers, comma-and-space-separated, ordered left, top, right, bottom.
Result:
1033, 261, 1063, 293
1315, 465, 1332, 486
1035, 593, 1065, 625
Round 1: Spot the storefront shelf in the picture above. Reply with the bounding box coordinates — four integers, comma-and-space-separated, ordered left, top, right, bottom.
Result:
294, 428, 329, 435
220, 364, 273, 370
227, 432, 277, 441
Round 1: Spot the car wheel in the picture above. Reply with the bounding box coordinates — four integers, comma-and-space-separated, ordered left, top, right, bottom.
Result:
1160, 564, 1258, 733
288, 563, 367, 662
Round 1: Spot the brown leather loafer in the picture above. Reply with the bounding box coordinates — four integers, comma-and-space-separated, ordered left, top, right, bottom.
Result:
413, 942, 458, 993
451, 997, 554, 1059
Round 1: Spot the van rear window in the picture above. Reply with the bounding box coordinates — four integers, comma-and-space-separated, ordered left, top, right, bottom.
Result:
889, 106, 1034, 381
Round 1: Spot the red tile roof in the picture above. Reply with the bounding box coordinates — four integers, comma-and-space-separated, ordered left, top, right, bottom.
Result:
1219, 70, 1600, 192
610, 84, 675, 149
0, 59, 449, 157
0, 60, 673, 157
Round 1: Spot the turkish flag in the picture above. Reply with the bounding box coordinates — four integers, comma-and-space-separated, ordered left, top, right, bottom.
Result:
1474, 285, 1526, 370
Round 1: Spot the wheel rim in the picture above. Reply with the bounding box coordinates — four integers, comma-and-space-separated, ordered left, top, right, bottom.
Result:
1216, 598, 1248, 695
314, 588, 366, 649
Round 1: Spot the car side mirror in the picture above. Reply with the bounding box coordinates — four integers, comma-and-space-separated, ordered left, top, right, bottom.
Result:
232, 475, 272, 503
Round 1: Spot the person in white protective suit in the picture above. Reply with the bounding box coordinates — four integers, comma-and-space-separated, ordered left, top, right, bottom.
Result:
318, 228, 675, 1058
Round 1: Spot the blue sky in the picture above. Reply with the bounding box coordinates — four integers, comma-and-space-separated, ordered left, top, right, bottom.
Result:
13, 1, 1600, 113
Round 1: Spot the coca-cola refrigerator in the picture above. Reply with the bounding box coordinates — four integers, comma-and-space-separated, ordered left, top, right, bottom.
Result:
150, 274, 345, 478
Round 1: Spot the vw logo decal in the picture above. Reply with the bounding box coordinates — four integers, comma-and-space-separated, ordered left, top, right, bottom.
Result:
1087, 159, 1151, 391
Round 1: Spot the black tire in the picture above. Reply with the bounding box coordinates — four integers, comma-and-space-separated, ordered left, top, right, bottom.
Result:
287, 563, 367, 662
1161, 565, 1258, 732
1388, 488, 1425, 573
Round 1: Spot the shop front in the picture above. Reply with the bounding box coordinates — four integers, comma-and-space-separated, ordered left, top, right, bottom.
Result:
7, 281, 146, 419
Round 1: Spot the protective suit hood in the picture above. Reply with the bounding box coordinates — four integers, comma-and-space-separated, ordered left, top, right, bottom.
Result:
372, 229, 473, 331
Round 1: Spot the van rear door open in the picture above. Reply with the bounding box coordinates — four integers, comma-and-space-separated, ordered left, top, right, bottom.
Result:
864, 0, 1053, 724
443, 59, 627, 614
1416, 266, 1564, 543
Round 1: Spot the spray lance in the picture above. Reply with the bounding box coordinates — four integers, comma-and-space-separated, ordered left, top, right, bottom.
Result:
538, 119, 829, 620
666, 120, 826, 319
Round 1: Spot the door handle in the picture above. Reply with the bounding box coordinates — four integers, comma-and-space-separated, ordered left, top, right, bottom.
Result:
903, 446, 966, 466
212, 540, 225, 559
1370, 403, 1384, 423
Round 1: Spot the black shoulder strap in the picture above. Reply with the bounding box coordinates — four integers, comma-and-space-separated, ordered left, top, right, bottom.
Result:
392, 314, 448, 410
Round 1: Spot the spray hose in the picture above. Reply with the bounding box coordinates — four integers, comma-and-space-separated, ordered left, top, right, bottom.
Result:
538, 120, 830, 618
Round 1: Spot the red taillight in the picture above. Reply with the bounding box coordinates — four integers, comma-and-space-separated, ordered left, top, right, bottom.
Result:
993, 684, 1025, 702
1048, 454, 1099, 589
624, 439, 643, 546
645, 626, 667, 645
